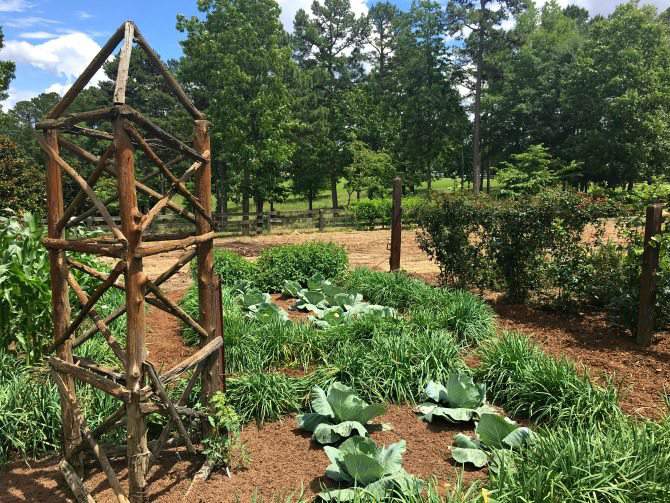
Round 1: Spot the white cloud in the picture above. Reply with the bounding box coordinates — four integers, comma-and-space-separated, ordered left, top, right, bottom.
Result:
44, 81, 70, 95
1, 86, 38, 109
535, 0, 670, 16
77, 10, 93, 20
277, 0, 368, 32
19, 31, 58, 39
0, 0, 30, 12
0, 32, 105, 83
4, 16, 59, 28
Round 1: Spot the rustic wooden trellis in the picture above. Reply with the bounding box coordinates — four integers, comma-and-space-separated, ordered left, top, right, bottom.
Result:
36, 20, 224, 503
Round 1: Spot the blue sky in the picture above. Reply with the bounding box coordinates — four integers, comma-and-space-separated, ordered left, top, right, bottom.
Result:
1, 0, 669, 110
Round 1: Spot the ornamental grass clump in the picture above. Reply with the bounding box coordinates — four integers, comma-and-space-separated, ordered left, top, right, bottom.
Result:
476, 332, 620, 425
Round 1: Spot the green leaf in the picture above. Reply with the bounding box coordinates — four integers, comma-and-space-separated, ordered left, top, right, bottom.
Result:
424, 380, 449, 403
282, 279, 301, 298
313, 421, 368, 445
477, 414, 520, 449
311, 385, 335, 418
297, 413, 329, 433
377, 439, 406, 475
417, 404, 476, 423
453, 433, 479, 450
342, 453, 386, 485
451, 447, 489, 468
358, 403, 386, 424
445, 373, 486, 408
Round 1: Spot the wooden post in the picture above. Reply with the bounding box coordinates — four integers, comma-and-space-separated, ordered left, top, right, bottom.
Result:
114, 116, 148, 503
637, 203, 664, 346
318, 209, 325, 232
390, 177, 402, 272
194, 120, 223, 419
45, 129, 82, 470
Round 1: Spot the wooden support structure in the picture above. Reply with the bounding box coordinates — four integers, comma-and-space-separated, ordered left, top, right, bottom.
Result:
637, 203, 665, 346
37, 21, 223, 503
390, 176, 402, 272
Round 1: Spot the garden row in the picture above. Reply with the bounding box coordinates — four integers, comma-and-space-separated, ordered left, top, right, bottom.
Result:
178, 242, 670, 502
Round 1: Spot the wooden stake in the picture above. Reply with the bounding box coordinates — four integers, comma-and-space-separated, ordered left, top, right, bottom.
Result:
59, 459, 96, 503
51, 371, 130, 503
132, 25, 205, 120
113, 22, 134, 105
637, 203, 664, 346
194, 119, 223, 426
44, 129, 82, 470
390, 177, 402, 272
114, 117, 148, 503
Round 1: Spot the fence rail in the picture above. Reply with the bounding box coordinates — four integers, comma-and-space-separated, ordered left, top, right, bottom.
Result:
68, 207, 401, 237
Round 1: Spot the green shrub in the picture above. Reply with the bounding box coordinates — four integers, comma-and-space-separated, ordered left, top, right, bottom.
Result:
256, 242, 348, 292
351, 199, 392, 229
489, 416, 670, 502
209, 249, 258, 287
417, 191, 605, 302
475, 332, 620, 425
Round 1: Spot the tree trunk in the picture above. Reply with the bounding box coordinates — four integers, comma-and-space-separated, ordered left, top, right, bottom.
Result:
242, 167, 250, 236
486, 161, 491, 194
330, 176, 339, 209
472, 2, 485, 197
308, 193, 314, 212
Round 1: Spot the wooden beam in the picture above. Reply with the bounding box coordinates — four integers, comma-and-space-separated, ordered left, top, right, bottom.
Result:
37, 134, 127, 243
141, 160, 203, 232
47, 22, 126, 119
132, 25, 205, 120
194, 119, 222, 420
119, 105, 206, 162
113, 22, 134, 104
114, 116, 148, 503
58, 144, 115, 233
160, 337, 223, 385
124, 124, 213, 227
73, 248, 197, 348
145, 363, 196, 455
38, 107, 117, 130
63, 125, 115, 142
67, 273, 127, 366
43, 237, 125, 258
59, 460, 96, 503
135, 231, 215, 257
60, 261, 126, 346
51, 371, 130, 503
44, 129, 82, 468
145, 280, 209, 340
67, 407, 127, 463
637, 203, 665, 346
150, 364, 203, 466
390, 176, 402, 272
49, 357, 130, 401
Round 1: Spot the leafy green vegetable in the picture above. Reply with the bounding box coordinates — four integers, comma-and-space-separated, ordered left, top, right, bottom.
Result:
319, 436, 423, 502
415, 373, 493, 423
451, 413, 535, 469
298, 382, 386, 445
233, 284, 289, 323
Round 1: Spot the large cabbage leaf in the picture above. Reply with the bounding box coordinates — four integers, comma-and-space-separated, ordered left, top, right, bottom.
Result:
417, 373, 491, 423
319, 437, 422, 502
450, 413, 535, 469
297, 382, 386, 445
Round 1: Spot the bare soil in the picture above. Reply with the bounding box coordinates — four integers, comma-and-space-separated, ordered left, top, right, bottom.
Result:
2, 227, 668, 501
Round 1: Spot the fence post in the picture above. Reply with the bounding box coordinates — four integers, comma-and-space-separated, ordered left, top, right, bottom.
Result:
637, 203, 664, 346
318, 208, 325, 232
390, 177, 402, 271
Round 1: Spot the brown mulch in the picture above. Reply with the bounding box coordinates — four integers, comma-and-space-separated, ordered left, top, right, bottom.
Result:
1, 406, 483, 502
491, 299, 670, 419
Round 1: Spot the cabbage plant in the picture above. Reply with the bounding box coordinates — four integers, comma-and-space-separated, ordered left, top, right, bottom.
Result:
416, 373, 494, 423
319, 436, 423, 502
234, 284, 289, 322
298, 382, 386, 444
451, 413, 535, 469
